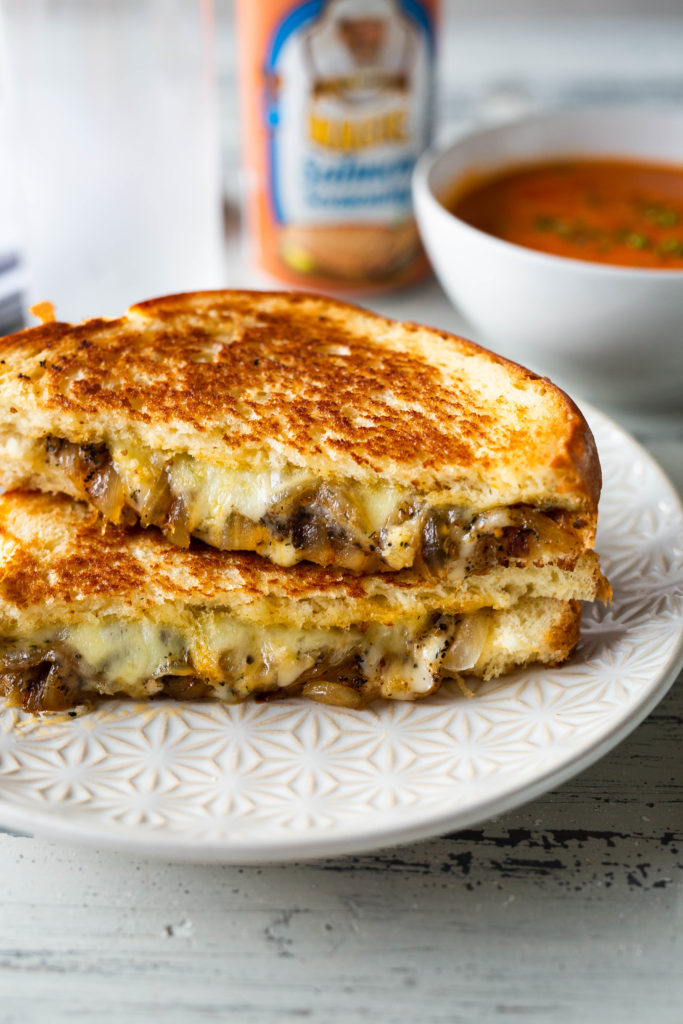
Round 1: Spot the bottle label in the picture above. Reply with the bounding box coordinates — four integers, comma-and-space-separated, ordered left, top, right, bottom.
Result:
239, 0, 437, 288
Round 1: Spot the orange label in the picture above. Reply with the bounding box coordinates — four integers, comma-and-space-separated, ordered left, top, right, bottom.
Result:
236, 0, 439, 292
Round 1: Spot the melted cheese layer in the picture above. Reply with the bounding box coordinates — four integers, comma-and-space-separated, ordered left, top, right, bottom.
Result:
111, 442, 408, 531
25, 610, 455, 702
0, 434, 588, 576
4, 433, 421, 569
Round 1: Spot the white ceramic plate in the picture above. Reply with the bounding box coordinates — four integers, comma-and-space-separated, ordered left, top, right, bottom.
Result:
0, 407, 681, 861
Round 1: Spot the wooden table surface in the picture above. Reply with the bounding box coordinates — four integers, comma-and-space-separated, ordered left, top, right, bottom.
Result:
1, 13, 682, 1024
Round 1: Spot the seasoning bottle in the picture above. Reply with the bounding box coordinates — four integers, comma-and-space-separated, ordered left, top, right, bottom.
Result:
236, 0, 438, 293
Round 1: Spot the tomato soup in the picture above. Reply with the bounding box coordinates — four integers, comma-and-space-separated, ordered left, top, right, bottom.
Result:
446, 158, 683, 269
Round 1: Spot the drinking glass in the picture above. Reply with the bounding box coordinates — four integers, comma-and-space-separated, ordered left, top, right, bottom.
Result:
3, 0, 223, 322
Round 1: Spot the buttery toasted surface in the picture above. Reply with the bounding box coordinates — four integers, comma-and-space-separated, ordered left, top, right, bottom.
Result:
0, 290, 601, 570
0, 494, 597, 712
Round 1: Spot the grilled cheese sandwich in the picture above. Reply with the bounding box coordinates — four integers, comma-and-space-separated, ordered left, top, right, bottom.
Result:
0, 290, 601, 576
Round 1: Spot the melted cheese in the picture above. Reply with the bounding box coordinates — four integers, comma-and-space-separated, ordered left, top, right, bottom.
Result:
108, 440, 408, 531
27, 610, 454, 702
0, 432, 424, 565
3, 432, 418, 562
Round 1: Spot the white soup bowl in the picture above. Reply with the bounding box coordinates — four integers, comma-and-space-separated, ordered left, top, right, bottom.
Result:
412, 108, 683, 407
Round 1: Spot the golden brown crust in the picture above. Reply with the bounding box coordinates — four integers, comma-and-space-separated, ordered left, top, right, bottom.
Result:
544, 598, 582, 665
551, 392, 602, 512
0, 492, 610, 633
0, 290, 601, 516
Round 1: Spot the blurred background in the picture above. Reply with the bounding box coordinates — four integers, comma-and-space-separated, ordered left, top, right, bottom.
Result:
0, 0, 682, 333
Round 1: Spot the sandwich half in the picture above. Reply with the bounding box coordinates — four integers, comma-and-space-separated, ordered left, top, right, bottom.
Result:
0, 290, 600, 578
0, 492, 610, 712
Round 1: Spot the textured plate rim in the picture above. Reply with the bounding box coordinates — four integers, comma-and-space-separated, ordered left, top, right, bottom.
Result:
0, 404, 681, 862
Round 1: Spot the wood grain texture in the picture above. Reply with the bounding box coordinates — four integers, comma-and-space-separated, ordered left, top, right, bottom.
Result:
0, 675, 679, 1024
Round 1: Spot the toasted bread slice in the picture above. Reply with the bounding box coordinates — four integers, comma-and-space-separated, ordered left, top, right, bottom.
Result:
0, 492, 609, 712
0, 291, 601, 575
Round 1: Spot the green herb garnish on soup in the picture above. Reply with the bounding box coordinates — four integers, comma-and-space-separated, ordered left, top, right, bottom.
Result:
446, 158, 683, 269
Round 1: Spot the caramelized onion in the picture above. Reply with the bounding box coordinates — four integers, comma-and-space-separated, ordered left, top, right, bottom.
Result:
266, 482, 372, 567
87, 462, 126, 522
0, 643, 88, 712
290, 506, 330, 554
44, 438, 104, 493
302, 680, 364, 708
159, 676, 213, 700
443, 611, 491, 673
53, 444, 83, 487
165, 494, 191, 547
316, 484, 363, 530
304, 484, 370, 564
470, 507, 575, 545
421, 511, 445, 569
136, 467, 172, 526
219, 513, 253, 551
